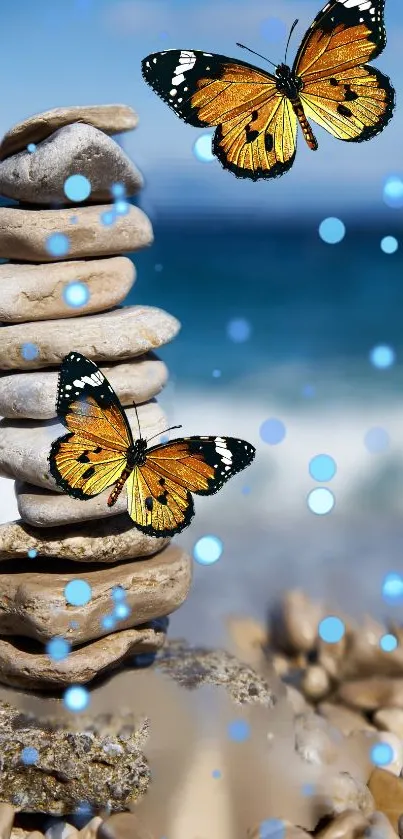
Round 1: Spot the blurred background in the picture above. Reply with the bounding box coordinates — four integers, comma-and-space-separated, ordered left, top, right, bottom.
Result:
0, 0, 402, 647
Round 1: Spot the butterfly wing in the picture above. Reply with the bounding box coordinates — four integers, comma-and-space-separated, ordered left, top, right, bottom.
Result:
126, 435, 256, 537
142, 50, 297, 180
49, 352, 133, 500
293, 0, 395, 142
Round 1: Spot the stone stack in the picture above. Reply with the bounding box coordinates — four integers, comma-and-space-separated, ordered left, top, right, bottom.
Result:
0, 104, 192, 691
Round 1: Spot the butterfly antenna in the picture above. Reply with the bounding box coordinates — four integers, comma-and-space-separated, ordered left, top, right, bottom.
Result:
236, 43, 277, 70
145, 425, 182, 444
132, 401, 142, 438
284, 19, 299, 64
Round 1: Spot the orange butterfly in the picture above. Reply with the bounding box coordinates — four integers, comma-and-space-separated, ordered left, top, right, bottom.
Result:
142, 0, 395, 180
48, 352, 255, 537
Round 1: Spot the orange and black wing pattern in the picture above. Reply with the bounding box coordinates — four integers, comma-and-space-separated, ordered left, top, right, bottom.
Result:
293, 0, 395, 142
48, 352, 133, 500
126, 436, 256, 537
142, 50, 297, 180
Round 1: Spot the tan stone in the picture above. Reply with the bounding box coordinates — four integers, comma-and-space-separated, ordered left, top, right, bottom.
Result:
45, 825, 77, 839
321, 771, 375, 817
0, 517, 168, 564
0, 305, 179, 370
0, 624, 166, 689
0, 544, 192, 645
0, 400, 166, 490
0, 104, 138, 160
0, 123, 143, 205
225, 615, 268, 666
0, 205, 152, 263
0, 803, 15, 839
315, 809, 370, 839
368, 768, 403, 831
98, 813, 154, 839
332, 617, 403, 681
338, 679, 403, 711
286, 685, 308, 715
270, 589, 324, 654
301, 665, 331, 701
367, 812, 399, 839
0, 354, 168, 420
78, 817, 103, 838
318, 703, 375, 736
373, 708, 403, 739
27, 833, 46, 839
16, 481, 132, 528
0, 257, 135, 323
294, 712, 339, 766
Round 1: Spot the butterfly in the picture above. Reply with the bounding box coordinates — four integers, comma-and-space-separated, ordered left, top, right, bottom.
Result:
141, 0, 395, 180
48, 352, 256, 537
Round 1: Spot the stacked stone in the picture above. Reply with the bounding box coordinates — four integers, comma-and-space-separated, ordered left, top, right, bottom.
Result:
0, 104, 192, 691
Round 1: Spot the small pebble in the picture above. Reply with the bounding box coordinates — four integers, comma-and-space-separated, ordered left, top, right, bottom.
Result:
315, 809, 370, 839
373, 708, 403, 739
301, 664, 331, 701
0, 803, 15, 838
97, 812, 155, 839
78, 817, 103, 838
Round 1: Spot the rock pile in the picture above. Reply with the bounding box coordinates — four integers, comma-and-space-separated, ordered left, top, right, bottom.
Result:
0, 104, 192, 691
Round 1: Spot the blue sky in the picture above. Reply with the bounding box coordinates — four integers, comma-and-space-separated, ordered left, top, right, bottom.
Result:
0, 0, 401, 218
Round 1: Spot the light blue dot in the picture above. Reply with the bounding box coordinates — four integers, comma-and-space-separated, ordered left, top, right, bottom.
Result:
369, 344, 395, 369
100, 210, 116, 226
370, 742, 394, 767
70, 620, 79, 629
101, 614, 116, 631
307, 487, 335, 515
319, 217, 346, 244
114, 602, 130, 620
212, 369, 221, 378
63, 685, 89, 713
70, 216, 78, 224
318, 615, 345, 644
63, 281, 90, 308
64, 174, 91, 202
259, 819, 286, 839
115, 199, 130, 215
155, 263, 163, 272
111, 585, 126, 602
260, 17, 287, 42
260, 418, 286, 445
45, 233, 70, 258
380, 633, 398, 652
364, 427, 390, 454
301, 783, 316, 796
20, 746, 39, 765
27, 143, 36, 153
111, 182, 125, 198
383, 177, 403, 209
242, 485, 251, 495
64, 579, 92, 607
227, 318, 251, 343
212, 769, 221, 779
382, 573, 403, 603
309, 454, 337, 482
228, 719, 250, 742
46, 636, 71, 662
381, 236, 398, 254
193, 133, 215, 162
193, 535, 223, 565
27, 548, 37, 558
302, 384, 316, 398
21, 342, 39, 361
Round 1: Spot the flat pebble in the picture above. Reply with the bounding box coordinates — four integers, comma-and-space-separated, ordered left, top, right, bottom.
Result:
98, 812, 154, 839
318, 703, 376, 736
78, 817, 103, 838
0, 257, 135, 323
0, 103, 138, 159
373, 708, 403, 739
338, 678, 403, 711
0, 205, 153, 262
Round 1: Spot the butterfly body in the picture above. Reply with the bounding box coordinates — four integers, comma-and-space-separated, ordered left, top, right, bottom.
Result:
142, 0, 395, 180
49, 353, 255, 537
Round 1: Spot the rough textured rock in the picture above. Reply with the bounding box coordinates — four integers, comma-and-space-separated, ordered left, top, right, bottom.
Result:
0, 517, 168, 564
0, 624, 167, 689
0, 257, 135, 323
0, 354, 168, 420
0, 400, 166, 490
0, 104, 138, 160
98, 813, 154, 839
16, 481, 134, 528
0, 544, 191, 645
368, 768, 403, 831
0, 123, 143, 205
0, 305, 179, 371
0, 701, 149, 813
0, 205, 153, 262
